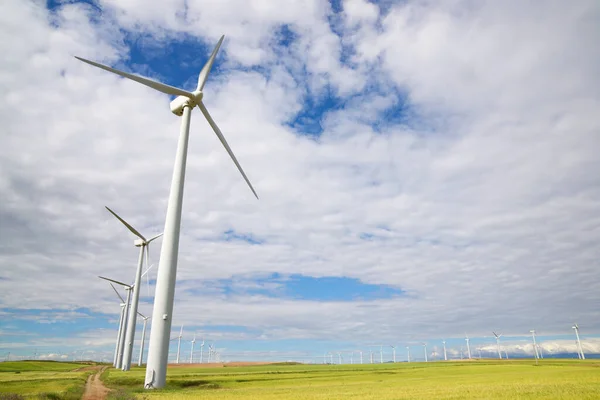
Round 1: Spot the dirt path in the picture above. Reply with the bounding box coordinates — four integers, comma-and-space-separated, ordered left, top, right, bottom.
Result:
82, 366, 110, 400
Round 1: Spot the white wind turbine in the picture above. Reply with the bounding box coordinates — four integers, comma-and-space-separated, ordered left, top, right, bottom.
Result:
105, 281, 127, 367
76, 35, 258, 389
442, 340, 447, 361
105, 206, 162, 371
572, 324, 585, 360
176, 325, 183, 364
390, 345, 396, 363
465, 335, 472, 359
359, 350, 363, 364
138, 313, 151, 366
190, 335, 196, 364
492, 332, 503, 359
422, 343, 428, 362
530, 330, 540, 361
99, 276, 133, 369
406, 346, 411, 363
379, 345, 383, 364
199, 339, 205, 363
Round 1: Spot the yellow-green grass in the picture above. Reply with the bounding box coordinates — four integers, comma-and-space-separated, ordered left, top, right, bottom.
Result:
104, 359, 600, 399
0, 361, 101, 399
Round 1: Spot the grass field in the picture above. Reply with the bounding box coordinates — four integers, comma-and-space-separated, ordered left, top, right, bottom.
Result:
0, 361, 99, 399
102, 359, 600, 399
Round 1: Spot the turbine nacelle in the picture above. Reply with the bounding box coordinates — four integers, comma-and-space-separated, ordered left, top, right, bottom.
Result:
170, 91, 204, 116
134, 239, 145, 247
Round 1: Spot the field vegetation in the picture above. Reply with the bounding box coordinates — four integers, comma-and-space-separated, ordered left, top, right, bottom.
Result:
102, 359, 599, 399
0, 361, 100, 400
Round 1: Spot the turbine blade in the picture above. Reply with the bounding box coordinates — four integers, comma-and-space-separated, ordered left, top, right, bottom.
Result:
197, 35, 225, 91
147, 233, 163, 244
74, 56, 194, 99
105, 206, 146, 241
137, 311, 146, 319
109, 282, 125, 303
198, 101, 259, 199
98, 275, 131, 288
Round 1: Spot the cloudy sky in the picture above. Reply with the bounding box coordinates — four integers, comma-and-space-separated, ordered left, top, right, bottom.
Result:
1, 0, 599, 362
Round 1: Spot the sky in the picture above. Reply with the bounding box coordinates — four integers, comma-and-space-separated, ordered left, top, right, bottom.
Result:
1, 0, 599, 363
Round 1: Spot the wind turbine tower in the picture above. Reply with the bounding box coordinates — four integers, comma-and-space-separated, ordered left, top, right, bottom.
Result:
176, 326, 183, 364
391, 345, 396, 363
76, 35, 258, 388
379, 345, 383, 364
442, 340, 447, 361
406, 346, 411, 363
190, 335, 196, 363
138, 313, 151, 366
572, 324, 585, 360
530, 330, 540, 360
199, 340, 205, 363
465, 336, 472, 359
359, 350, 363, 364
423, 344, 428, 362
492, 332, 502, 359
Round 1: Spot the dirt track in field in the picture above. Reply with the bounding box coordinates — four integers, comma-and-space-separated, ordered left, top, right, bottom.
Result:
82, 366, 110, 400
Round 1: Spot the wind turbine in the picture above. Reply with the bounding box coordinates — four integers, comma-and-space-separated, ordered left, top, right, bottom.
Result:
176, 325, 183, 364
337, 352, 342, 365
190, 335, 196, 363
76, 35, 258, 389
199, 340, 205, 363
465, 335, 472, 359
99, 276, 133, 369
573, 324, 585, 359
138, 313, 151, 366
105, 206, 162, 372
391, 345, 396, 363
530, 330, 540, 361
104, 280, 126, 367
423, 343, 428, 362
442, 340, 447, 361
379, 345, 383, 364
492, 332, 502, 359
359, 350, 363, 364
406, 346, 411, 363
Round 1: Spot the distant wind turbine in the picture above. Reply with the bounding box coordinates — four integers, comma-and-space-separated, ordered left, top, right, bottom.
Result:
442, 340, 447, 361
190, 335, 196, 363
391, 345, 396, 363
406, 346, 411, 363
99, 276, 133, 369
176, 325, 183, 364
465, 335, 472, 359
530, 330, 540, 361
492, 332, 503, 359
138, 312, 151, 366
105, 206, 162, 372
572, 324, 585, 360
199, 340, 205, 363
423, 344, 428, 362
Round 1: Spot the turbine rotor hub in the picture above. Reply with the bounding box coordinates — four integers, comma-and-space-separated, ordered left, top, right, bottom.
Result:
169, 91, 203, 116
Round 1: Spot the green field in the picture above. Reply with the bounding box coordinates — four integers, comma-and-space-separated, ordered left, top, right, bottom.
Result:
103, 359, 600, 399
0, 361, 99, 399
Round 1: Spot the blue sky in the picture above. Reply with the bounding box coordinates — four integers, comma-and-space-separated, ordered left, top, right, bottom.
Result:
1, 0, 599, 363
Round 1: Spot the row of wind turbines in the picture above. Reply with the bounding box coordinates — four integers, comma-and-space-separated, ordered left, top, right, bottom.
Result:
323, 326, 587, 364
77, 34, 258, 389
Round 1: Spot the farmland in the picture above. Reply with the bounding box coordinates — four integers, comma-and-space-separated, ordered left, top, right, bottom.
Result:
0, 361, 99, 399
104, 359, 599, 399
1, 359, 598, 399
